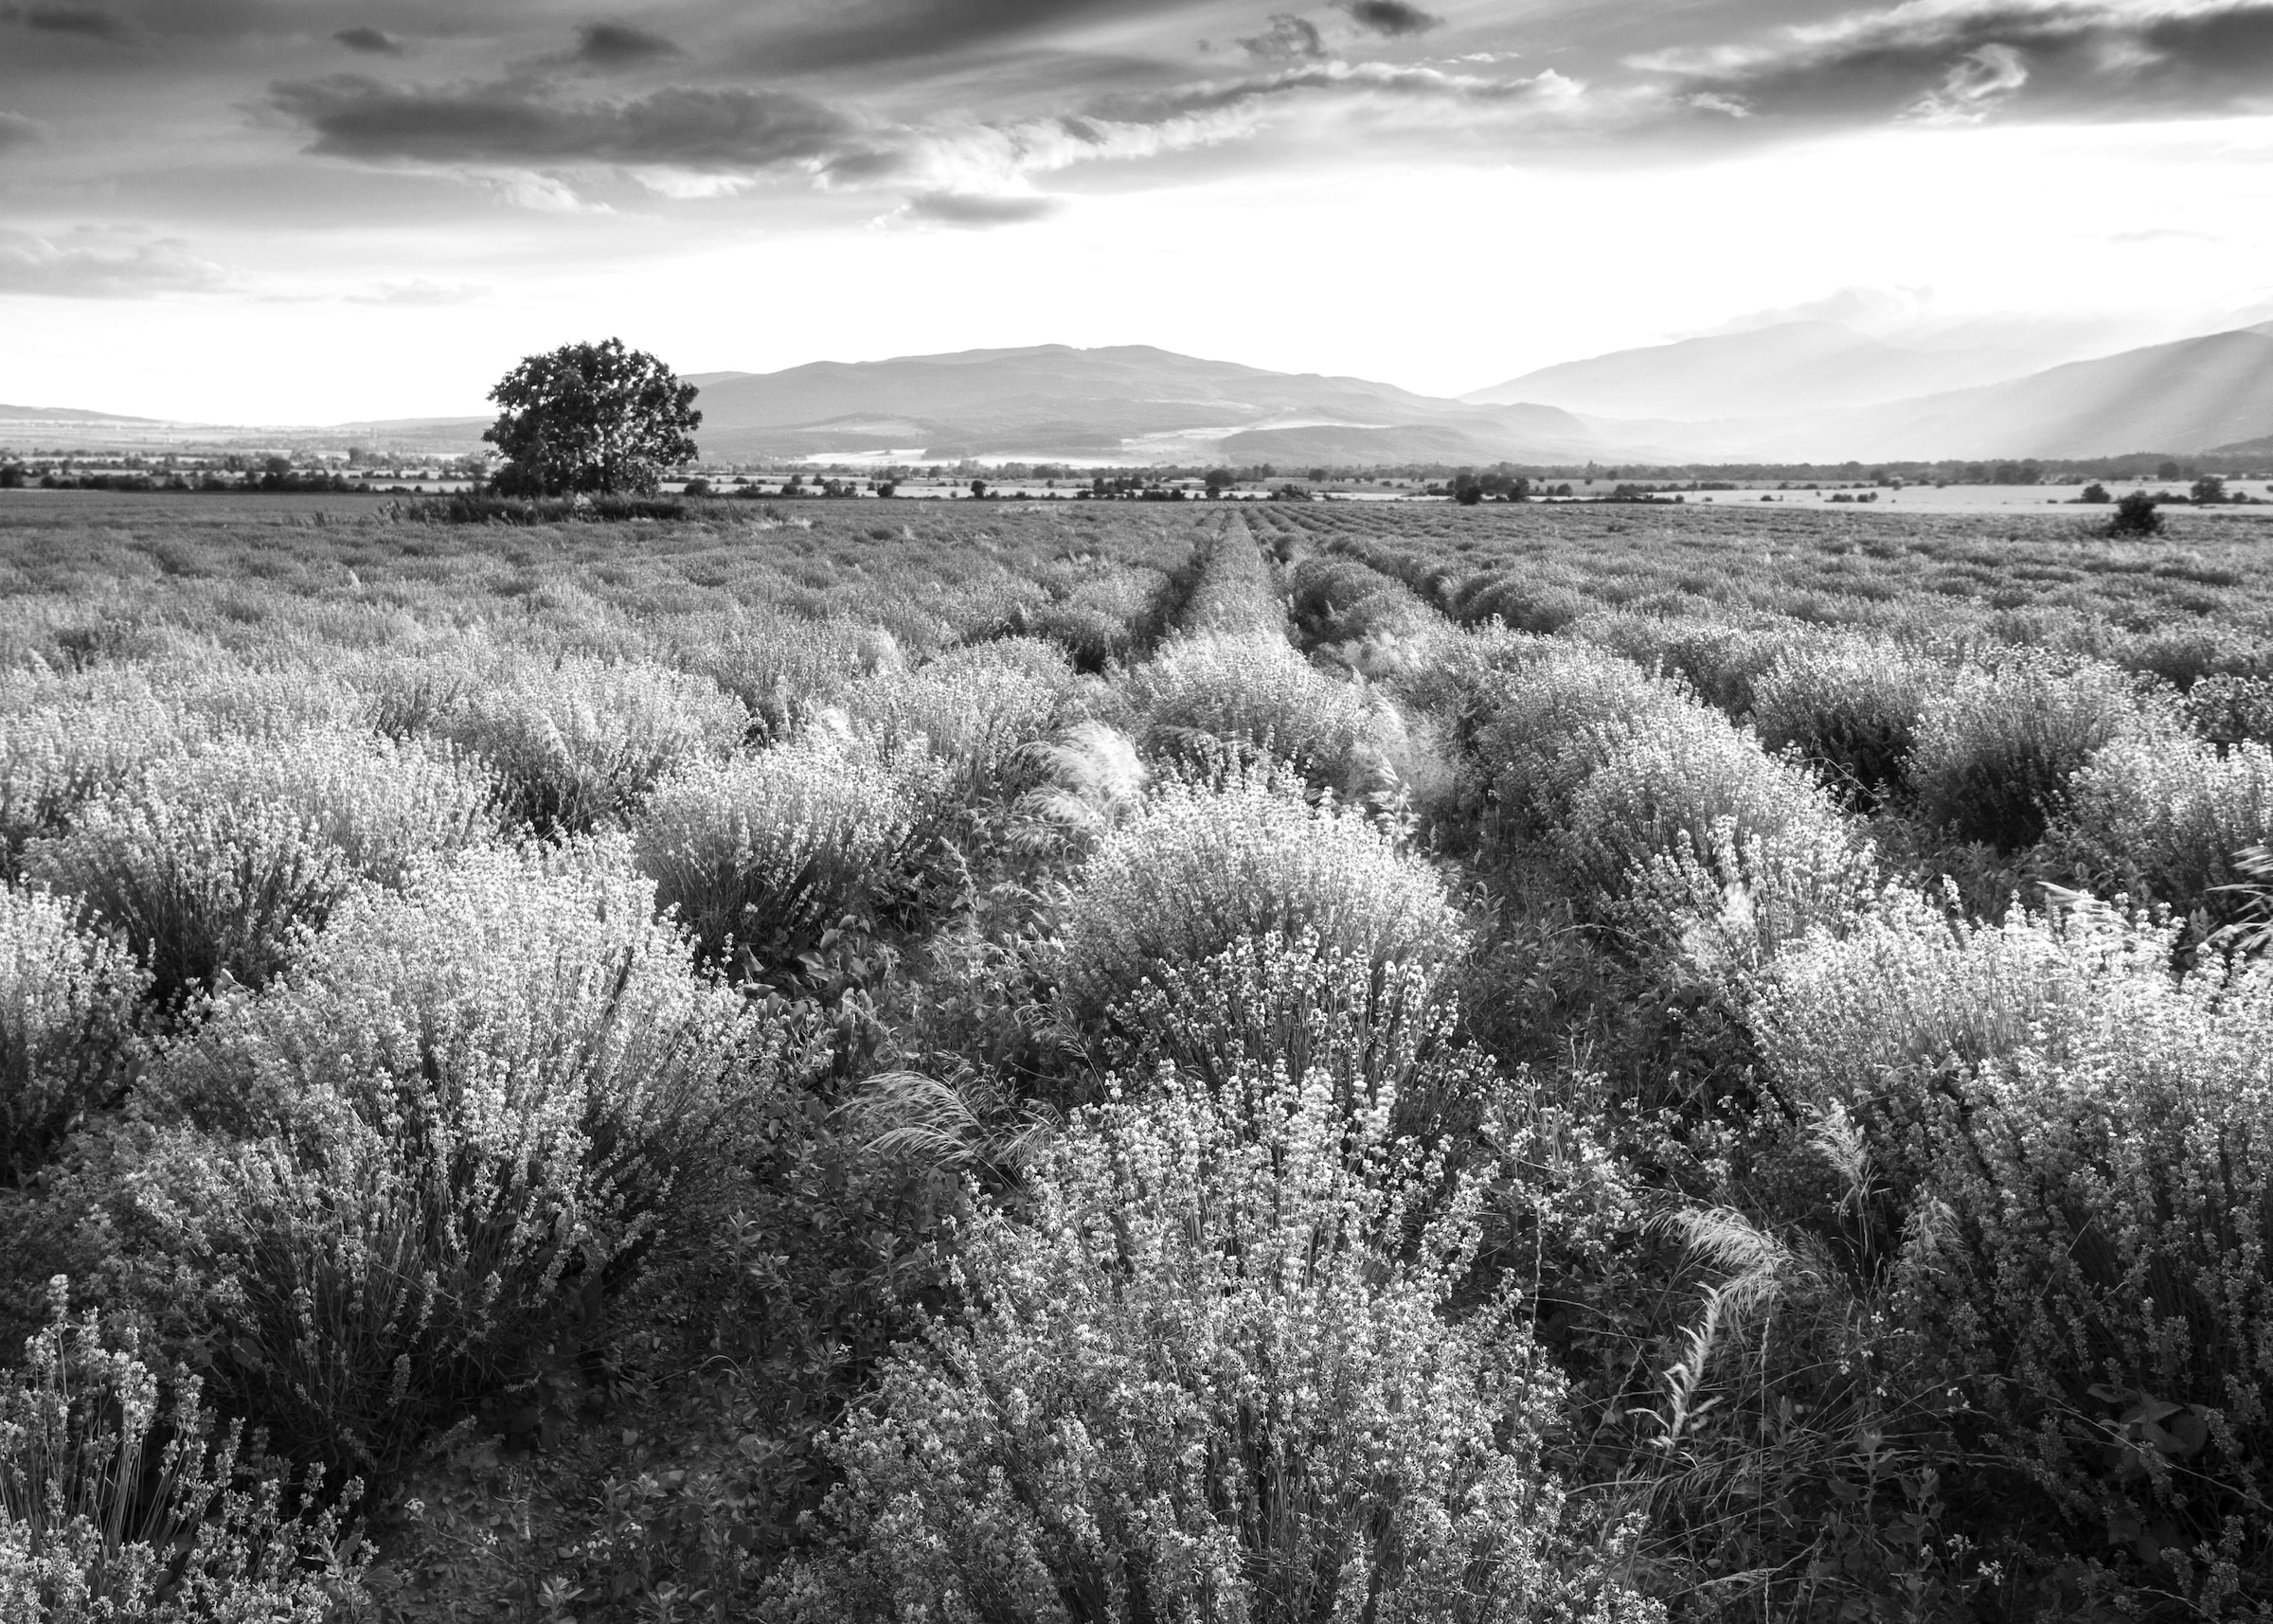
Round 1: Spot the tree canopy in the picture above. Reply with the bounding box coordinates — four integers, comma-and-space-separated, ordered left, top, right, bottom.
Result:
483, 338, 701, 498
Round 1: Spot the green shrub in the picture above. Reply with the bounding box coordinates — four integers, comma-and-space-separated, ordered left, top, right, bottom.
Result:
770, 1058, 1658, 1624
1560, 706, 1856, 906
634, 732, 940, 972
2185, 672, 2273, 750
2050, 734, 2273, 923
0, 1279, 365, 1621
1129, 630, 1380, 793
1469, 641, 1692, 839
430, 651, 746, 833
1286, 553, 1429, 651
86, 841, 775, 1468
1751, 636, 1945, 801
0, 679, 191, 876
26, 729, 496, 1002
1577, 616, 1791, 718
1056, 766, 1463, 1028
689, 612, 898, 743
1763, 903, 2273, 1587
1101, 932, 1493, 1139
0, 885, 147, 1185
1907, 652, 2157, 849
839, 637, 1074, 796
1179, 521, 1284, 634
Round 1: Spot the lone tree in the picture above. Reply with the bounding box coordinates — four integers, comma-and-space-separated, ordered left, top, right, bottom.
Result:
483, 338, 700, 498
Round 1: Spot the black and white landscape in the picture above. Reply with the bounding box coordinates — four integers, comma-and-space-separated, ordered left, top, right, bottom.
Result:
9, 6, 2273, 1624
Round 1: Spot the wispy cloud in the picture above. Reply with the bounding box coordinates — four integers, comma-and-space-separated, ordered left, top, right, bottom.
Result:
0, 228, 228, 296
1644, 0, 2273, 125
894, 188, 1062, 225
0, 110, 41, 152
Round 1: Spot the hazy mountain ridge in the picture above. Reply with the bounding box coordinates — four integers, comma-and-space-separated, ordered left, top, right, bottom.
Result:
17, 328, 2273, 466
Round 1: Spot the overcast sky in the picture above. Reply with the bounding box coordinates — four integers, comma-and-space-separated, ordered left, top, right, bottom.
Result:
6, 0, 2273, 421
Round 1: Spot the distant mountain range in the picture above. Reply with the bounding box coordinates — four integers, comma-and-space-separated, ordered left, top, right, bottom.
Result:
682, 345, 1597, 464
1463, 322, 2045, 419
14, 325, 2273, 467
1463, 321, 2273, 462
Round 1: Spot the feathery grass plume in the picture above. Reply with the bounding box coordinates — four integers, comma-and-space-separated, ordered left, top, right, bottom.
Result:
0, 885, 147, 1186
1014, 721, 1146, 848
633, 731, 938, 972
27, 728, 497, 1002
89, 839, 777, 1469
429, 650, 747, 834
1907, 650, 2162, 850
1751, 634, 1947, 803
2048, 734, 2273, 927
1128, 629, 1382, 794
769, 1059, 1661, 1624
1653, 1206, 1801, 1454
0, 675, 197, 877
0, 1278, 366, 1621
839, 636, 1074, 795
1056, 761, 1465, 1028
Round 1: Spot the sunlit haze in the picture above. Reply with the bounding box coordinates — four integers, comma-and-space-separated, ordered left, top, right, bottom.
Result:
8, 0, 2273, 422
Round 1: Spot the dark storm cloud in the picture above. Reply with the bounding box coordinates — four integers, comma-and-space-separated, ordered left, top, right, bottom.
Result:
0, 112, 41, 152
4, 4, 128, 40
754, 0, 1162, 73
270, 75, 864, 171
1657, 1, 2273, 125
1334, 0, 1440, 38
1240, 12, 1323, 60
575, 22, 683, 65
333, 26, 402, 55
902, 188, 1060, 223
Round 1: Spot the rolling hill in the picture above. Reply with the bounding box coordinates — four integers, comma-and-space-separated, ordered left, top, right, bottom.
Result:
1818, 328, 2273, 460
682, 344, 1599, 463
1462, 322, 2043, 419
